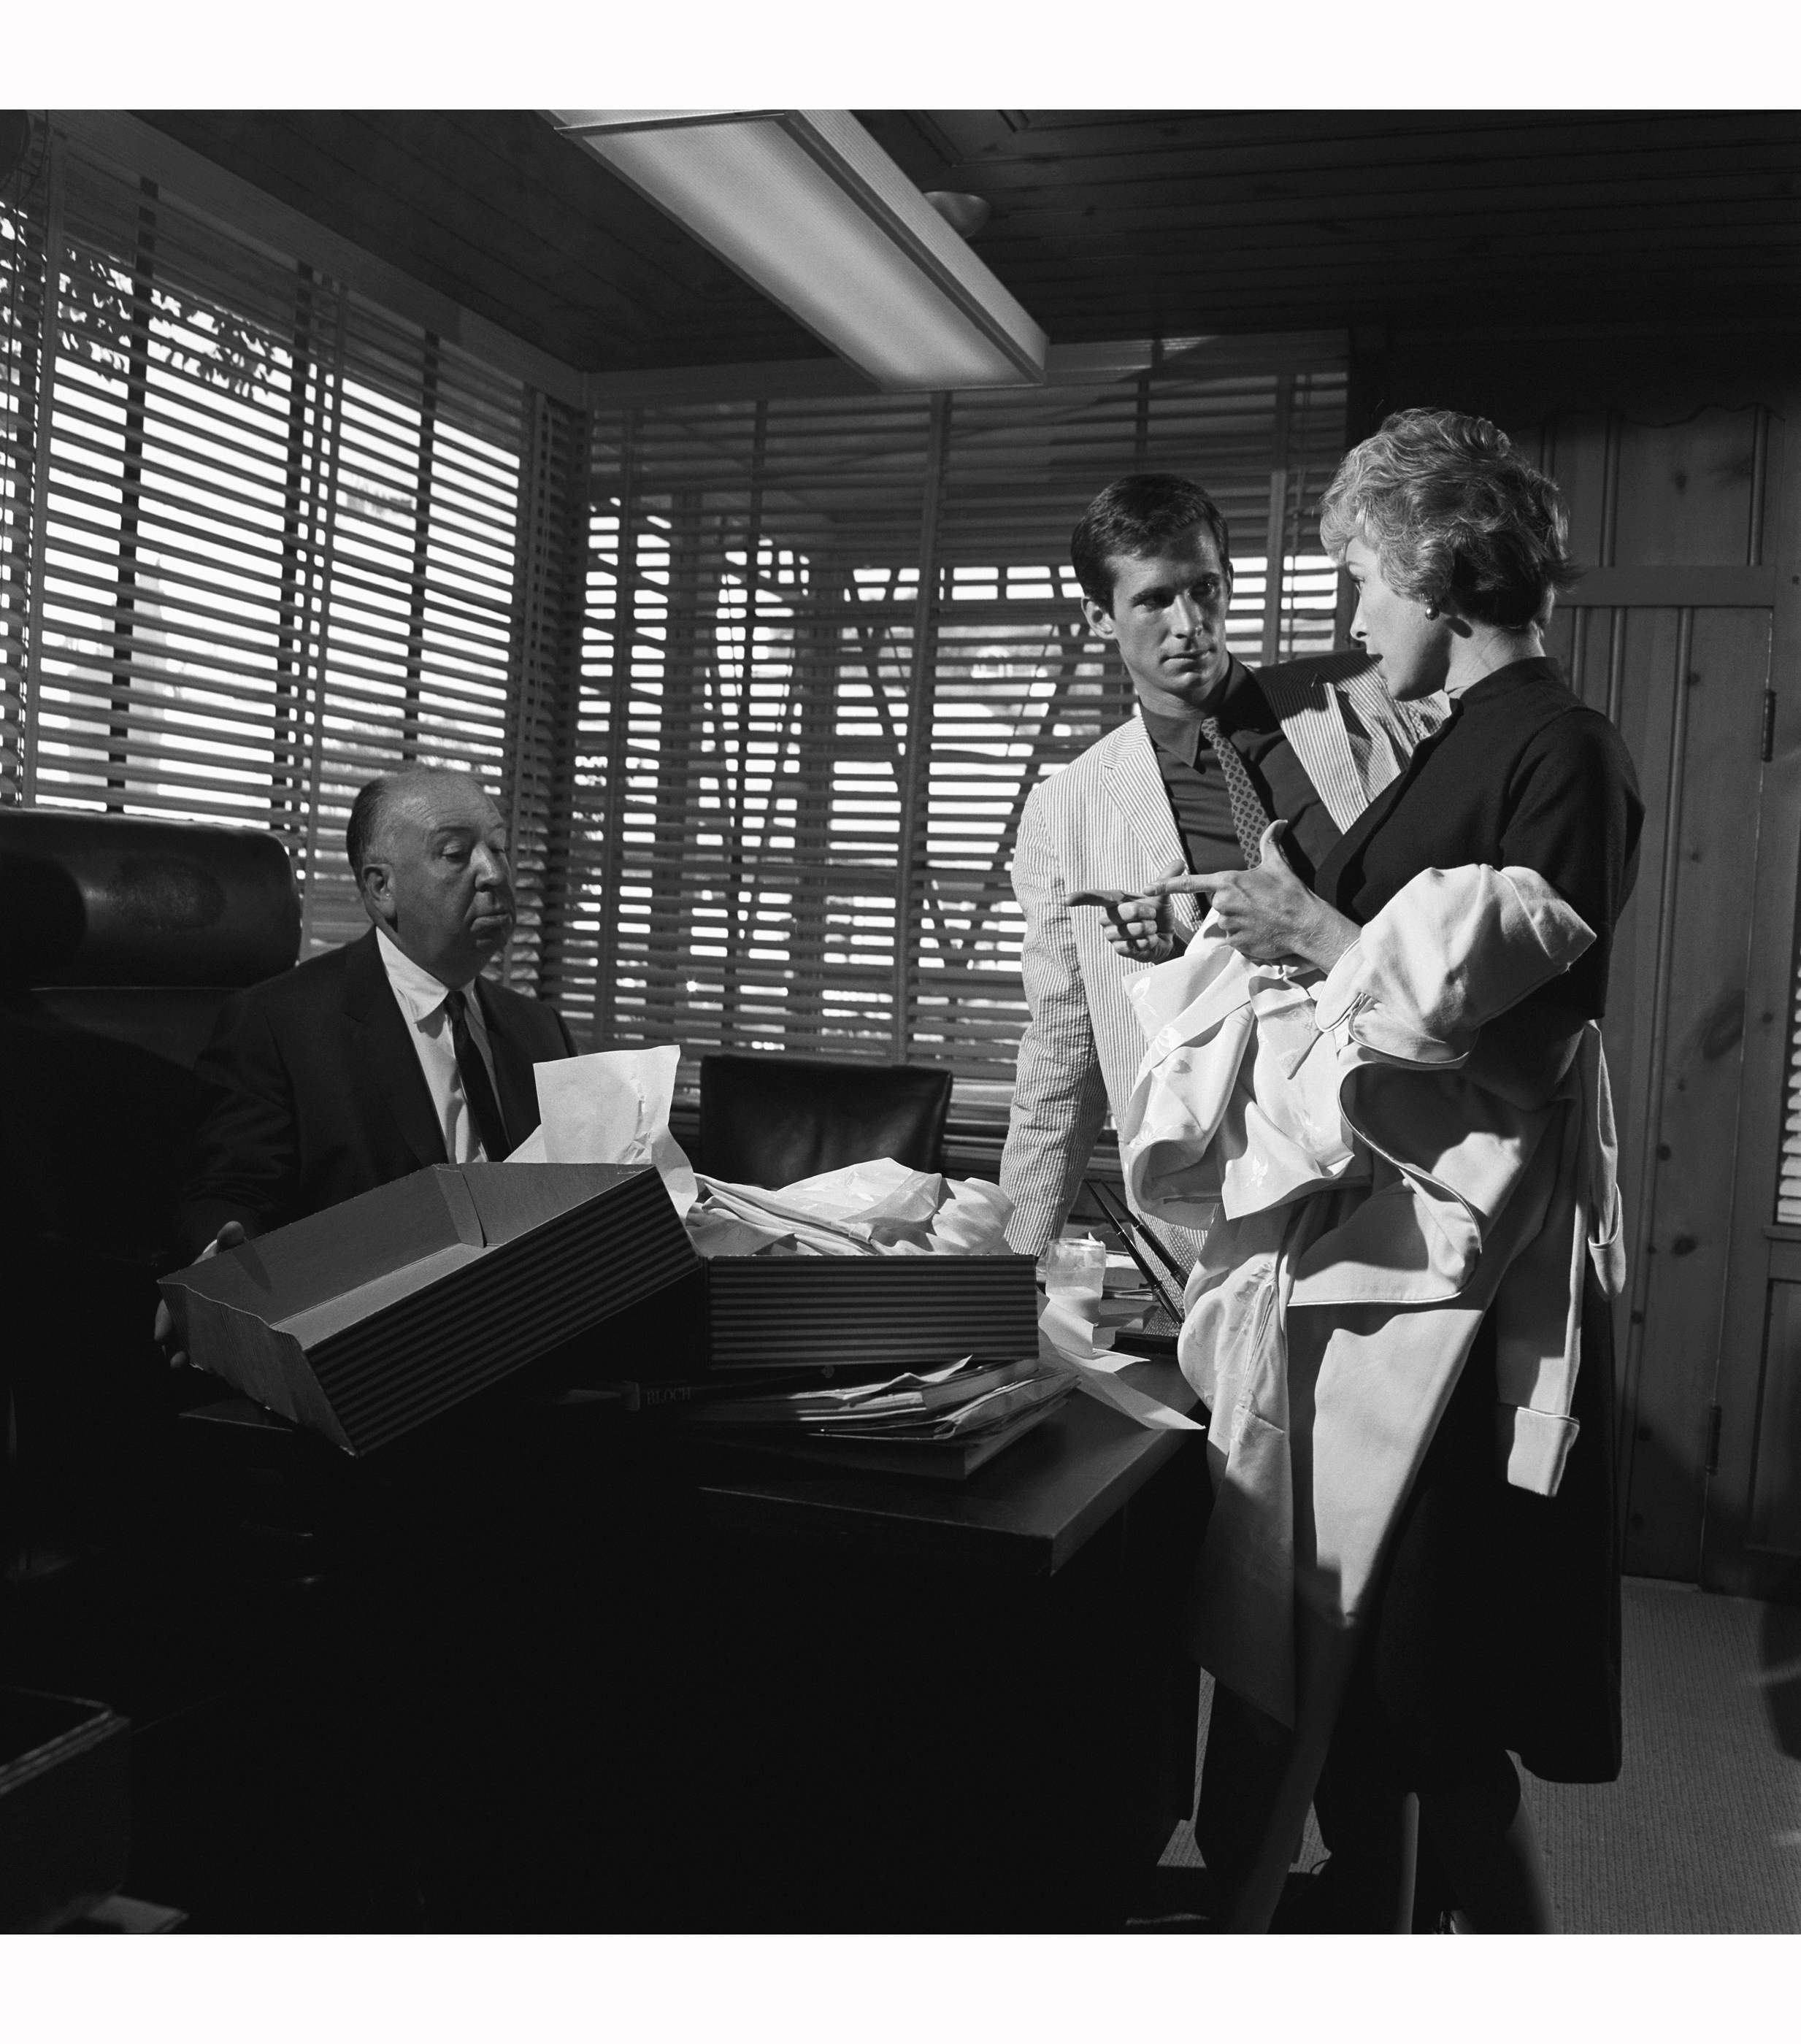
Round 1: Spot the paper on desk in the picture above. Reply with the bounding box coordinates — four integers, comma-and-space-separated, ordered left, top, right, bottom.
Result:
689, 1159, 1015, 1259
684, 1206, 788, 1258
770, 1157, 1012, 1253
510, 1066, 1018, 1258
930, 1175, 1015, 1255
1037, 1294, 1202, 1432
694, 1177, 880, 1256
775, 1156, 942, 1232
515, 1044, 698, 1218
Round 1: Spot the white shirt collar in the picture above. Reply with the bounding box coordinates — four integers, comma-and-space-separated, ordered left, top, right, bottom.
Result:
375, 925, 478, 1026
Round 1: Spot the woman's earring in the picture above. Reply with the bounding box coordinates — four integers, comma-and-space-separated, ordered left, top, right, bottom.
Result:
1425, 604, 1440, 620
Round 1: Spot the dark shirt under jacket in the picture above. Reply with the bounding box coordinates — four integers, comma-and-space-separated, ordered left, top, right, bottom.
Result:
1314, 656, 1644, 1037
1140, 657, 1340, 889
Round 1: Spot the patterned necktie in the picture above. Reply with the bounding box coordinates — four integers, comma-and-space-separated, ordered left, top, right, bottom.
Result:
443, 988, 510, 1162
1199, 714, 1273, 867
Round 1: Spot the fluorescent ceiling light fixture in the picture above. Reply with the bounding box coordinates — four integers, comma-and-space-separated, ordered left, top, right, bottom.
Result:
545, 109, 1048, 392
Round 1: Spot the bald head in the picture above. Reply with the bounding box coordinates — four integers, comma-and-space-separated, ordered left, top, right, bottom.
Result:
348, 767, 514, 986
346, 766, 496, 882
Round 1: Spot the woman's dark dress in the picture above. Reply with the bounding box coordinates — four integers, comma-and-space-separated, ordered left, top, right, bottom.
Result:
1311, 656, 1645, 1794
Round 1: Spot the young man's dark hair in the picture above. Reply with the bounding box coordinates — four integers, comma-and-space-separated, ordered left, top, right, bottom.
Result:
1069, 472, 1234, 612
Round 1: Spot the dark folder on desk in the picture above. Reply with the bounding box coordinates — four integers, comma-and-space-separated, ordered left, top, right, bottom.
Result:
704, 1399, 1070, 1482
158, 1163, 700, 1454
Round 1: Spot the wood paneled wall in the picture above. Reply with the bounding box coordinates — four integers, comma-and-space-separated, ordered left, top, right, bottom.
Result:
1377, 331, 1801, 1598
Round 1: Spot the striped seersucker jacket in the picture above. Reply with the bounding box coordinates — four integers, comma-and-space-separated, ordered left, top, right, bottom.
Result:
999, 650, 1443, 1261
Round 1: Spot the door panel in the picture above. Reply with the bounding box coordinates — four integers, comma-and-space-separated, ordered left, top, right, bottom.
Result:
1610, 411, 1764, 569
1543, 411, 1610, 568
1616, 609, 1773, 1577
1751, 1283, 1801, 1556
1546, 601, 1773, 1576
1535, 401, 1779, 1580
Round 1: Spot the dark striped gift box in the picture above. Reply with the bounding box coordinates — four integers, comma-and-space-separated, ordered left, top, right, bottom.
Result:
705, 1254, 1041, 1372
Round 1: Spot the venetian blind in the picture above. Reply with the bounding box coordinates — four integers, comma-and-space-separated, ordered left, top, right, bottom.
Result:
570, 355, 1346, 1145
569, 391, 942, 1067
1, 127, 539, 975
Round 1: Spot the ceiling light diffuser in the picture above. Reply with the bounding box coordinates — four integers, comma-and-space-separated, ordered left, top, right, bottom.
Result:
545, 109, 1047, 392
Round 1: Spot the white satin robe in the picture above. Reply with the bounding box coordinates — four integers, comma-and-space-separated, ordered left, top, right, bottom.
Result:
1116, 864, 1624, 1735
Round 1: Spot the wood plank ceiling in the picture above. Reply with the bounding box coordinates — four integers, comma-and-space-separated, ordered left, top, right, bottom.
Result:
139, 110, 1801, 374
137, 110, 831, 371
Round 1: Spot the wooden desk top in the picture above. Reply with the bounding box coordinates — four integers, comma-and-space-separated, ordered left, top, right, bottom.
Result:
183, 1358, 1205, 1582
686, 1360, 1202, 1578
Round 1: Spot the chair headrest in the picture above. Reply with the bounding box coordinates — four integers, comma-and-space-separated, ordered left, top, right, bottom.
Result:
0, 808, 302, 988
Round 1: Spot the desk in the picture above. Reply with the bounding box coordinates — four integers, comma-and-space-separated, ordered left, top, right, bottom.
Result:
12, 1361, 1209, 1929
690, 1358, 1199, 1576
621, 1360, 1209, 1930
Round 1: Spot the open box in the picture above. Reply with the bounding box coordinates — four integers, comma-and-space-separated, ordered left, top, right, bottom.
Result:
159, 1162, 701, 1454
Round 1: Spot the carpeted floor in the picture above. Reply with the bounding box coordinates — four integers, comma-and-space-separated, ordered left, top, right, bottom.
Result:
1159, 1574, 1801, 1932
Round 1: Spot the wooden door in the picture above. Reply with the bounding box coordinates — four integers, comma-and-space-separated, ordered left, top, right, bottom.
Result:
1529, 404, 1787, 1584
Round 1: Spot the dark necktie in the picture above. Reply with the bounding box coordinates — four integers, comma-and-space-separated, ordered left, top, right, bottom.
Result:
1199, 713, 1273, 867
443, 987, 510, 1162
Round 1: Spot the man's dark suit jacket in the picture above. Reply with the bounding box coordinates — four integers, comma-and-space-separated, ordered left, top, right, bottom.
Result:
174, 925, 576, 1262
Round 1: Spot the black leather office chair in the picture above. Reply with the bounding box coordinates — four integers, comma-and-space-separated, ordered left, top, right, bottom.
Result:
696, 1052, 953, 1188
0, 807, 299, 1579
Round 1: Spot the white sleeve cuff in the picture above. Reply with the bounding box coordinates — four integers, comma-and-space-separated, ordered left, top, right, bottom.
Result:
1497, 1404, 1580, 1496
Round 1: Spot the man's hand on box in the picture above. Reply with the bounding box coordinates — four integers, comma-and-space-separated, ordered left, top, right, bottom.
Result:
155, 1221, 247, 1372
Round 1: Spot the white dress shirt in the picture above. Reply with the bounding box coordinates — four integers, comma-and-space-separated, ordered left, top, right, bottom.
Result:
375, 926, 505, 1163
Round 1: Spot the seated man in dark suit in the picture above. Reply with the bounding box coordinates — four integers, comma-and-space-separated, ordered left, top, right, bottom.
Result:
168, 765, 575, 1277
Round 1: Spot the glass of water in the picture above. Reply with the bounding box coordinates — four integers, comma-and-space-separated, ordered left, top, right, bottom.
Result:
1040, 1235, 1108, 1315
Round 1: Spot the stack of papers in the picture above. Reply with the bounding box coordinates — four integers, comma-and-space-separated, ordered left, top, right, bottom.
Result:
680, 1354, 1073, 1480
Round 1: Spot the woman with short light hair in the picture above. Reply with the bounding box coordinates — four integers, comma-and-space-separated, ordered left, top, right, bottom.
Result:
1140, 408, 1644, 1929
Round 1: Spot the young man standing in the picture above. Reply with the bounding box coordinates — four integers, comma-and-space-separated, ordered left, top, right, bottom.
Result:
999, 472, 1436, 1262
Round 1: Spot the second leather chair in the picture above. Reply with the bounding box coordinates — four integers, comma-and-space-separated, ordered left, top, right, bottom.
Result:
697, 1053, 953, 1188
